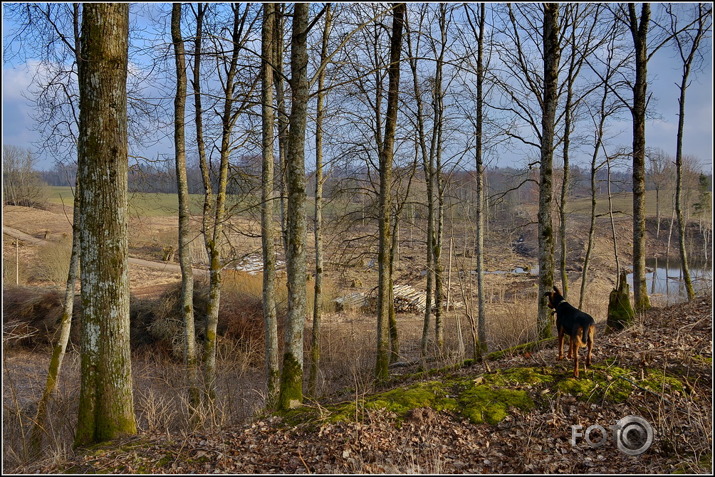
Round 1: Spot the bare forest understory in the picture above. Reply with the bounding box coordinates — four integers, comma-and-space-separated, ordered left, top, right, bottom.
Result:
3, 203, 713, 474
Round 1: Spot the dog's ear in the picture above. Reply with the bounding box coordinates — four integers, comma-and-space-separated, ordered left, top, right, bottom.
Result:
553, 286, 561, 295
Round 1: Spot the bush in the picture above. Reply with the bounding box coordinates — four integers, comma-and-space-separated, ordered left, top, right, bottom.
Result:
2, 286, 80, 349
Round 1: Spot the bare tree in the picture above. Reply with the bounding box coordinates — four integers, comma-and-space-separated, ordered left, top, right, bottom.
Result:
463, 2, 489, 356
375, 2, 406, 382
261, 2, 281, 408
75, 3, 136, 445
646, 148, 673, 239
667, 2, 712, 301
309, 3, 333, 397
579, 24, 629, 309
279, 2, 310, 410
195, 4, 258, 402
537, 3, 561, 339
2, 145, 48, 207
556, 4, 603, 299
171, 2, 199, 408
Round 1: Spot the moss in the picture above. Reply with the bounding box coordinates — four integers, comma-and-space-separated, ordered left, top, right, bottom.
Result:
554, 365, 688, 403
484, 367, 554, 387
690, 354, 712, 365
641, 368, 685, 394
366, 381, 458, 415
278, 352, 303, 411
458, 386, 534, 424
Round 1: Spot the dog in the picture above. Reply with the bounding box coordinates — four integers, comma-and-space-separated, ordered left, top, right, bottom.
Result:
544, 286, 595, 378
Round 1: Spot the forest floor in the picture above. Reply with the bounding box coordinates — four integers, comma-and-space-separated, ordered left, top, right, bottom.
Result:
13, 294, 713, 474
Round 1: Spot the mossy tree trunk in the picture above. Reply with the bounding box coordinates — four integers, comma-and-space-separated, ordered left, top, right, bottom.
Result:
171, 3, 200, 409
626, 3, 651, 312
279, 3, 309, 411
607, 270, 635, 331
537, 4, 560, 339
75, 3, 136, 446
261, 2, 281, 408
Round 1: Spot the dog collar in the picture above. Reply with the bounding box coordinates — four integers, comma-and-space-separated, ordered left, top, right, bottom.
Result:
556, 300, 568, 309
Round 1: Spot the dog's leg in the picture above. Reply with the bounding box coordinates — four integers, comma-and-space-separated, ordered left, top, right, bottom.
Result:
572, 339, 579, 378
557, 328, 565, 360
586, 325, 594, 367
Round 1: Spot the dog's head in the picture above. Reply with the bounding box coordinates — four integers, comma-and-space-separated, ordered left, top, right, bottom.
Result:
544, 286, 565, 309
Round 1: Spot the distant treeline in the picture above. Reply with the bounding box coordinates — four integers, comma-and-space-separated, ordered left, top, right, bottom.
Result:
39, 160, 641, 198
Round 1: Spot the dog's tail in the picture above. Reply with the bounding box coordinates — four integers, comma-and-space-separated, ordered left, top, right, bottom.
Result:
582, 326, 589, 345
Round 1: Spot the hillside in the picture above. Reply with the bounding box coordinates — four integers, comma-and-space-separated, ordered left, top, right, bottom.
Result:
19, 294, 712, 474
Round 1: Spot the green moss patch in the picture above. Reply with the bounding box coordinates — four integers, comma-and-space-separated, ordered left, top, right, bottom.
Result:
554, 365, 688, 403
457, 386, 534, 424
366, 380, 458, 415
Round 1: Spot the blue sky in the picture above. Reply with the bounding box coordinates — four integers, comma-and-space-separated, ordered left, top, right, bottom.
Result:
2, 4, 713, 174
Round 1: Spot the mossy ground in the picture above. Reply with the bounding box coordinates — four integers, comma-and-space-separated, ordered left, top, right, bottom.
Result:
282, 362, 690, 428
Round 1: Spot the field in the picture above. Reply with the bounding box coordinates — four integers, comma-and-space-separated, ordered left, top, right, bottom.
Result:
3, 188, 712, 473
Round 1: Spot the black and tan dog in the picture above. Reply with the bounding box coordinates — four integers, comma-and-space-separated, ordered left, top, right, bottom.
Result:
545, 286, 595, 378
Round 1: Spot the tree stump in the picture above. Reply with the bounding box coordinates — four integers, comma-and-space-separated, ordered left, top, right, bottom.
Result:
162, 246, 175, 262
607, 270, 635, 331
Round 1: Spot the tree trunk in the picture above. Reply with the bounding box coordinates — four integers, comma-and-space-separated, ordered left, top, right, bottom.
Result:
671, 4, 707, 301
171, 2, 200, 410
607, 270, 635, 331
273, 6, 290, 253
375, 3, 406, 382
31, 181, 81, 454
261, 2, 280, 408
628, 3, 651, 312
537, 3, 560, 340
75, 3, 136, 446
309, 4, 332, 397
471, 3, 488, 355
279, 3, 309, 411
432, 5, 447, 355
405, 9, 435, 363
203, 5, 244, 402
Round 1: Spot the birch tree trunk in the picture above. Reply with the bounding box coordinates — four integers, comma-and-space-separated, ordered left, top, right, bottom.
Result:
261, 2, 281, 408
171, 3, 199, 408
279, 2, 309, 410
75, 3, 136, 445
537, 3, 560, 339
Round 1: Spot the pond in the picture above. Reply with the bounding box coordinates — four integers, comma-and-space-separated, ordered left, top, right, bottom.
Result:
627, 257, 712, 305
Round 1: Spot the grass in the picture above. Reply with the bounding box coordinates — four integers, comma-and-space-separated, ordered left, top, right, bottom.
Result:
567, 188, 711, 221
48, 187, 205, 217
